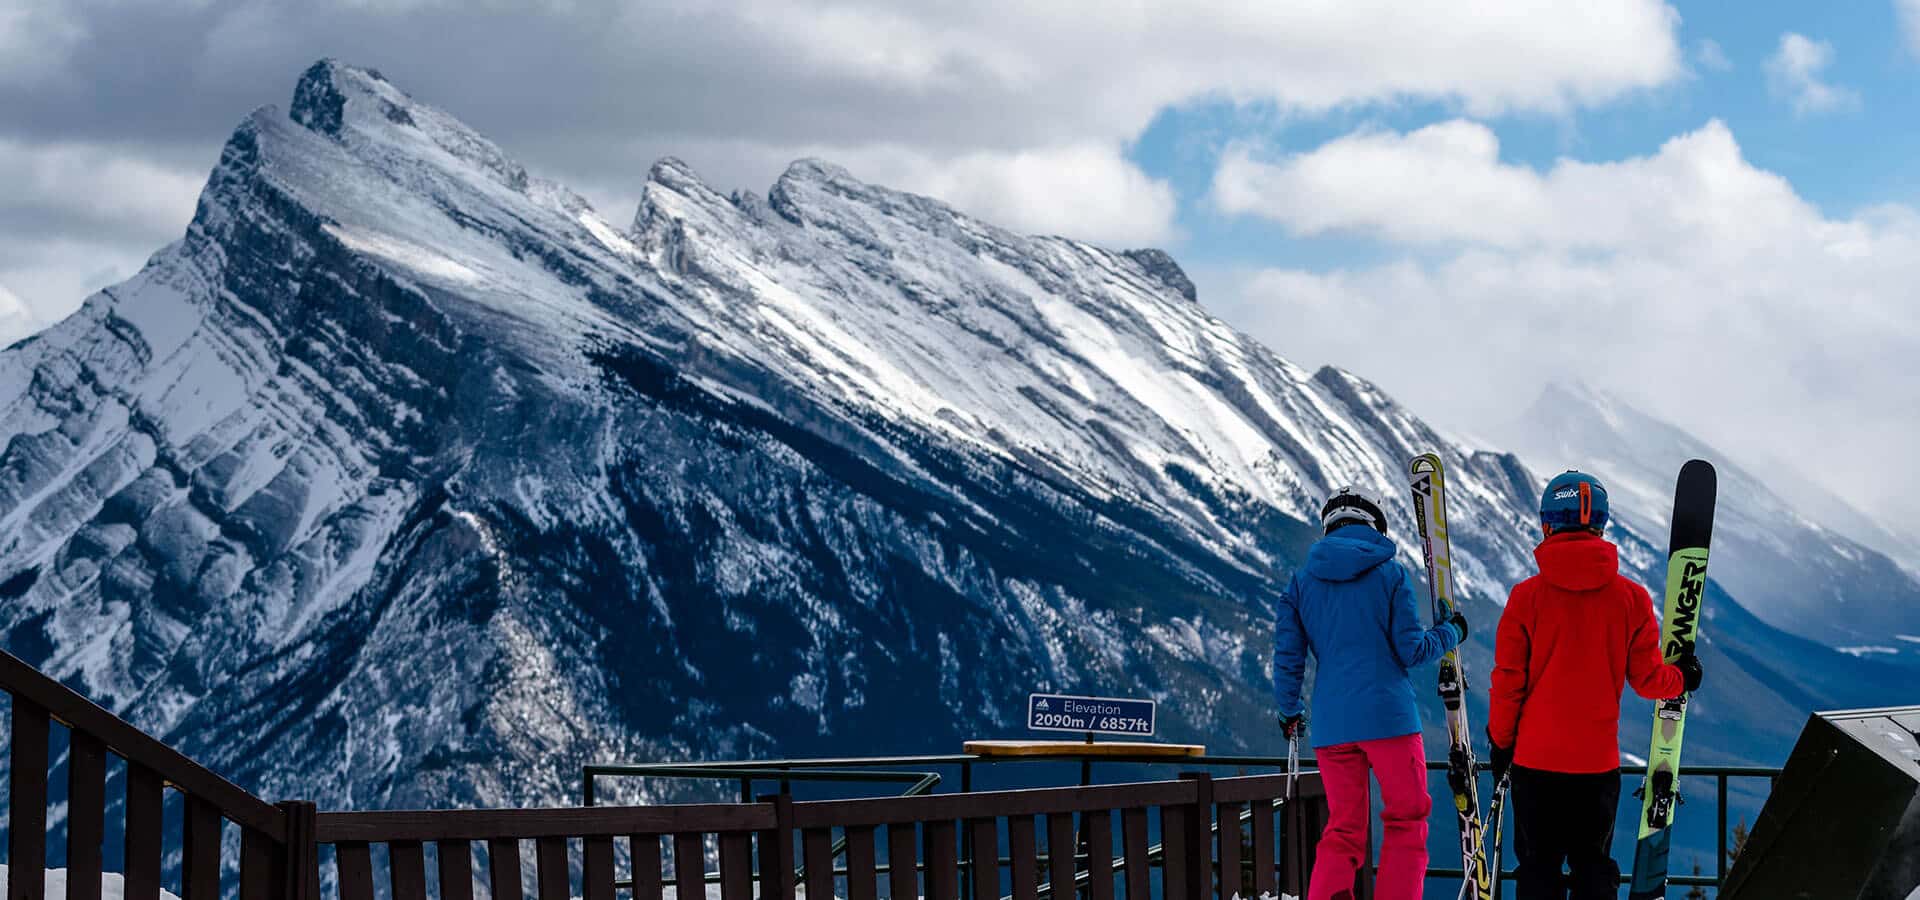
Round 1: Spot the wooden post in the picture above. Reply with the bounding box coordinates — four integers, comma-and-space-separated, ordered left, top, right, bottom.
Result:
925, 820, 959, 900
758, 794, 797, 900
1282, 791, 1312, 898
717, 832, 753, 900
1215, 801, 1242, 900
278, 802, 319, 900
536, 837, 569, 900
1251, 798, 1276, 900
845, 826, 878, 900
9, 700, 50, 900
436, 841, 475, 900
181, 796, 223, 900
124, 765, 163, 900
1180, 774, 1213, 900
886, 823, 918, 900
67, 730, 107, 900
391, 842, 429, 900
1121, 808, 1149, 900
1008, 815, 1038, 900
628, 835, 663, 900
582, 837, 615, 900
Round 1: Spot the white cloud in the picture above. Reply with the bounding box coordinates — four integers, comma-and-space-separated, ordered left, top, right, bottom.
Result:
0, 282, 34, 348
1695, 38, 1733, 72
0, 0, 84, 84
836, 143, 1180, 244
0, 140, 204, 335
564, 138, 1179, 246
1765, 33, 1859, 115
0, 236, 153, 339
1206, 119, 1920, 522
687, 0, 1686, 125
408, 0, 1680, 246
0, 0, 1685, 322
0, 139, 206, 236
1212, 119, 1814, 253
1899, 0, 1920, 57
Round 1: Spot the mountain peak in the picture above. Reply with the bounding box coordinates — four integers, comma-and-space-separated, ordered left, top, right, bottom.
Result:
647, 156, 707, 187
780, 158, 855, 185
1524, 379, 1637, 437
1122, 249, 1197, 303
290, 59, 349, 135
1535, 378, 1610, 409
289, 59, 412, 138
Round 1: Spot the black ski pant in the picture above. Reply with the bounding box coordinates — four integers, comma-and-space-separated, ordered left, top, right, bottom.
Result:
1509, 764, 1622, 900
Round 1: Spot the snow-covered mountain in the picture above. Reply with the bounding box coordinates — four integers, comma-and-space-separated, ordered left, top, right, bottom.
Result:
1501, 381, 1920, 653
0, 62, 1908, 819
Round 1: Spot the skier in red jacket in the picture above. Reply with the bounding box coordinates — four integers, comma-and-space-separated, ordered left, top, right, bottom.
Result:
1487, 471, 1704, 900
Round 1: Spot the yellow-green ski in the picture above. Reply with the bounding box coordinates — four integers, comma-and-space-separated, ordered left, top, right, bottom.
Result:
1409, 453, 1494, 900
1628, 459, 1717, 900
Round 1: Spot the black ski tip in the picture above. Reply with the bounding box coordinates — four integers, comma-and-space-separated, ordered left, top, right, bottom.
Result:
1669, 458, 1717, 552
1679, 458, 1717, 489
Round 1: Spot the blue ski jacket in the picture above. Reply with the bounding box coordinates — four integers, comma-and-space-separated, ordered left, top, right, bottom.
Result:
1272, 524, 1461, 748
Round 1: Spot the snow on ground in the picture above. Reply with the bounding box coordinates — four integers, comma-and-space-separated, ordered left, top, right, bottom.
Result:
0, 867, 183, 900
1836, 645, 1901, 657
324, 224, 483, 286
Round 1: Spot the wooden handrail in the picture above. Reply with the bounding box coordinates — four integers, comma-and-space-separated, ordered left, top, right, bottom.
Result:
1212, 771, 1327, 803
315, 803, 778, 842
788, 777, 1198, 828
0, 649, 285, 840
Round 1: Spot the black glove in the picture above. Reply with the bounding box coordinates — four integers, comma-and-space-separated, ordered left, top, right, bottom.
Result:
1486, 729, 1514, 785
1278, 713, 1306, 740
1676, 651, 1704, 692
1446, 609, 1469, 643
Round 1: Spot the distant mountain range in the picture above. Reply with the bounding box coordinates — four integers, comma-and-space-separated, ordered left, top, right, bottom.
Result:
1501, 380, 1920, 655
1, 60, 1913, 838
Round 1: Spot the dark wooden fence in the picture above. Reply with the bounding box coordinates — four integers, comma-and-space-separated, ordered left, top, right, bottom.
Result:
308, 775, 1338, 900
0, 651, 312, 900
2, 649, 1345, 900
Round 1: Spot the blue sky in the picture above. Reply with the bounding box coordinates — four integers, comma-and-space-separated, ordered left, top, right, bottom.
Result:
1134, 0, 1920, 273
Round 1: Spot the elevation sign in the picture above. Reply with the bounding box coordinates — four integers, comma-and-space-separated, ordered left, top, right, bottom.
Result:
1027, 693, 1155, 737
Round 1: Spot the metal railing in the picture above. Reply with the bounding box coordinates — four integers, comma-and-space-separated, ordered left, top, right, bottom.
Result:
584, 762, 943, 804
1418, 760, 1780, 896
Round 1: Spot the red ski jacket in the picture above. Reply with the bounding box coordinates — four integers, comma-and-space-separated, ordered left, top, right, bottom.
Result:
1489, 531, 1686, 774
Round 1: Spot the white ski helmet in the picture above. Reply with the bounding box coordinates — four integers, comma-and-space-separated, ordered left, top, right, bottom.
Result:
1321, 486, 1390, 535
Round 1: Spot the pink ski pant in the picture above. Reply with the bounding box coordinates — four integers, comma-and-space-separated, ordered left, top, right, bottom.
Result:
1309, 732, 1431, 900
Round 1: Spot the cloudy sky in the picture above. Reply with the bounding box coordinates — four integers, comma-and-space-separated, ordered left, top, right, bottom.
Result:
3, 0, 1918, 528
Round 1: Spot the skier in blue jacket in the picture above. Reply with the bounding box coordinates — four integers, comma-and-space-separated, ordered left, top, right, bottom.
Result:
1274, 487, 1467, 900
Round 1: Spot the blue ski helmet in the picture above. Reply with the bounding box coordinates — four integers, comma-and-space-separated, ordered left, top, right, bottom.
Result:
1541, 470, 1608, 535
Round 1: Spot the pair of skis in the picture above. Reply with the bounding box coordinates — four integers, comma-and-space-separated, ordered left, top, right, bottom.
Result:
1408, 454, 1497, 900
1408, 454, 1715, 900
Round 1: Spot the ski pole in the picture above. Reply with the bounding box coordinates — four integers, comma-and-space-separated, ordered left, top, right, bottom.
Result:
1285, 734, 1299, 803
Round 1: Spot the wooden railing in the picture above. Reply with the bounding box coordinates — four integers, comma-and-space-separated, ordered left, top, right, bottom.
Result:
784, 772, 1340, 900
0, 651, 309, 900
2, 648, 1346, 900
312, 804, 777, 900
309, 775, 1338, 900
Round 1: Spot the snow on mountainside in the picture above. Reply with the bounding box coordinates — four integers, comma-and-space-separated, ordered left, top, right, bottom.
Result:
0, 62, 1908, 824
1502, 381, 1920, 651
